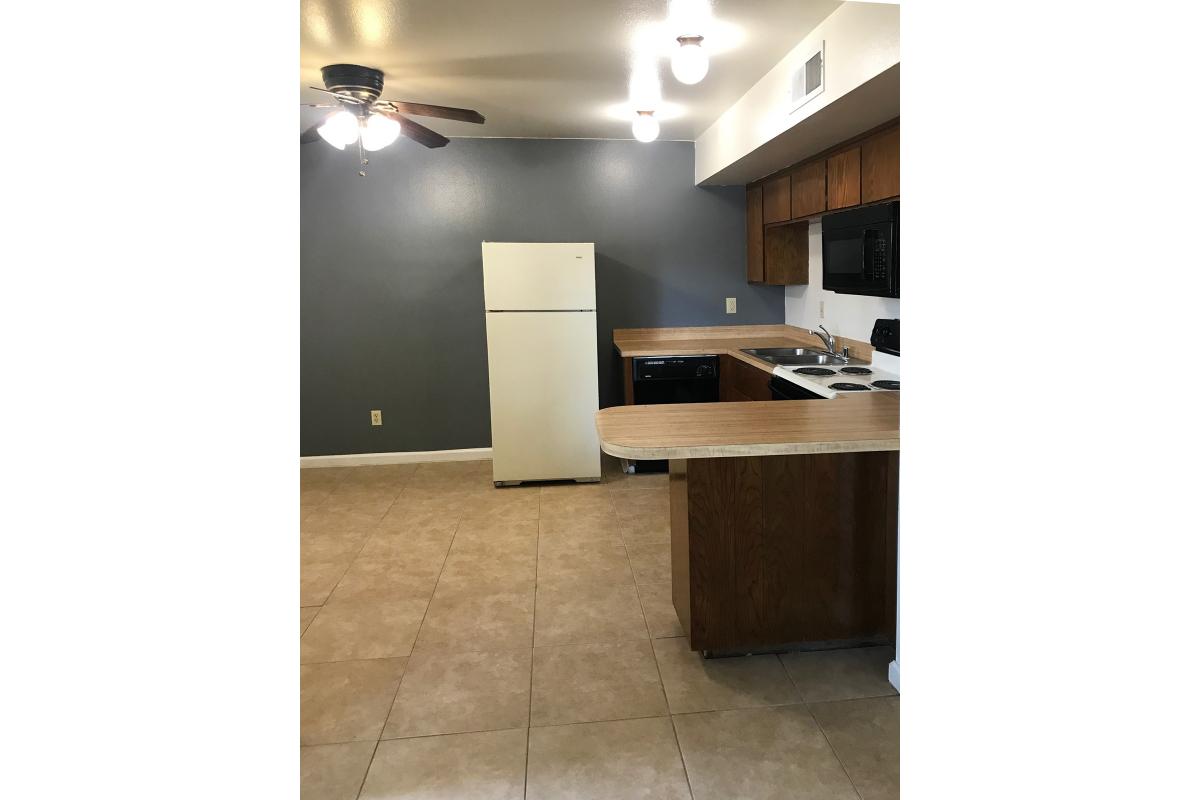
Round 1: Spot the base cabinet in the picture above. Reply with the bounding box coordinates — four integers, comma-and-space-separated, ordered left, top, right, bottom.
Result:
718, 355, 772, 401
670, 452, 898, 652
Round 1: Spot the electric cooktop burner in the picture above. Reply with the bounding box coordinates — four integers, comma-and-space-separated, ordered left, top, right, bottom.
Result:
830, 382, 872, 391
839, 366, 873, 375
871, 380, 900, 391
794, 367, 836, 376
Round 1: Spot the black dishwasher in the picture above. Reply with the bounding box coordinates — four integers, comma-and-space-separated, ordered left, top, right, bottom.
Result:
629, 355, 720, 473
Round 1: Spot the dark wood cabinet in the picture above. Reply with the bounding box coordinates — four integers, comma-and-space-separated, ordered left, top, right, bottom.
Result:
746, 185, 764, 283
861, 126, 900, 203
764, 222, 808, 285
731, 357, 773, 401
826, 147, 862, 210
718, 356, 745, 402
763, 175, 791, 224
745, 119, 897, 286
790, 160, 826, 219
719, 355, 771, 402
672, 451, 898, 653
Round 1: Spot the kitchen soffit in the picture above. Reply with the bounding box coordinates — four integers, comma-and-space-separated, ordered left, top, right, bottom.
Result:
300, 0, 842, 141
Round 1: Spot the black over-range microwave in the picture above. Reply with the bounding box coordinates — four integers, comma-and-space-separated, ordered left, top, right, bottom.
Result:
822, 201, 899, 298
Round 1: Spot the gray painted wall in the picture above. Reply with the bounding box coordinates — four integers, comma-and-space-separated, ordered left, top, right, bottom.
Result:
301, 137, 784, 456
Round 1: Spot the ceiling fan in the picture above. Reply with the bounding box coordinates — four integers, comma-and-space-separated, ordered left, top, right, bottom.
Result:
301, 63, 485, 176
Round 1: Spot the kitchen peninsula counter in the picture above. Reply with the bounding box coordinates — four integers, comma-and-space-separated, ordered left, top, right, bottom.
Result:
595, 391, 898, 460
596, 331, 899, 656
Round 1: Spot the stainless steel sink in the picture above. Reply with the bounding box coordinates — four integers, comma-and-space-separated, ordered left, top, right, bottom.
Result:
741, 347, 856, 367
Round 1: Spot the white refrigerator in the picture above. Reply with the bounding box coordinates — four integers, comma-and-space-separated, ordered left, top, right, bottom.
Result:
482, 242, 602, 485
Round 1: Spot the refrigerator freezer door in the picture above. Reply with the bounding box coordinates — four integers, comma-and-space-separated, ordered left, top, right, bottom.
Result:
482, 242, 596, 311
485, 310, 601, 483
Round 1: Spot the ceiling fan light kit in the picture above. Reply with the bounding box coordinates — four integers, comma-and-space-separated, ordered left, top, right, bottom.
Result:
300, 63, 485, 175
361, 114, 402, 151
316, 110, 359, 150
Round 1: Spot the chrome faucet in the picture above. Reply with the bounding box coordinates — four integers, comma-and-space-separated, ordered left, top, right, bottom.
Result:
809, 325, 838, 356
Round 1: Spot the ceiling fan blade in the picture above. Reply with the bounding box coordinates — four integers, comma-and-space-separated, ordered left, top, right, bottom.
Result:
378, 110, 449, 148
378, 101, 484, 124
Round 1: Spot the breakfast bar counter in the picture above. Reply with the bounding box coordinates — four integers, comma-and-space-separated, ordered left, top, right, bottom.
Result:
594, 391, 899, 460
595, 392, 899, 656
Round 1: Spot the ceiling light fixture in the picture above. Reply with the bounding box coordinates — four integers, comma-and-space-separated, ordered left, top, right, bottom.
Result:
632, 110, 660, 143
316, 110, 359, 150
671, 35, 709, 85
360, 113, 401, 151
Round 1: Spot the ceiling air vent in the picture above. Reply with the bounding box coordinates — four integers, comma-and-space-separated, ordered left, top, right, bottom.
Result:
791, 41, 825, 112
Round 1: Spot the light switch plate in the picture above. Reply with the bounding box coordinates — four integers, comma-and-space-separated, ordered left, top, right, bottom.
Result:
370, 410, 382, 426
725, 297, 737, 314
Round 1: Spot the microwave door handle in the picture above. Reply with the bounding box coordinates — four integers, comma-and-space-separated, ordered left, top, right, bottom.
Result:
861, 230, 871, 277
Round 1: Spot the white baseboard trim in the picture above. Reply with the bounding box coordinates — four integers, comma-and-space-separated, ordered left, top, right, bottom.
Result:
300, 447, 492, 468
888, 659, 900, 692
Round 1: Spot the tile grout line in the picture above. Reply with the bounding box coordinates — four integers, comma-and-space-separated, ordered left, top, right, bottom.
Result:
351, 465, 454, 800
807, 703, 867, 800
302, 477, 413, 646
301, 474, 407, 614
646, 602, 697, 800
776, 645, 866, 800
634, 481, 697, 800
350, 471, 422, 800
352, 739, 383, 800
524, 489, 544, 800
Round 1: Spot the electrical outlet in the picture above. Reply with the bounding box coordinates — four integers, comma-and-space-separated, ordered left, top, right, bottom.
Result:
370, 410, 382, 426
819, 300, 825, 320
725, 297, 737, 314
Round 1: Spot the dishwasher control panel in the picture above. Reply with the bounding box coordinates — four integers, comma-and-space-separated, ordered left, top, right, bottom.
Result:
633, 355, 720, 381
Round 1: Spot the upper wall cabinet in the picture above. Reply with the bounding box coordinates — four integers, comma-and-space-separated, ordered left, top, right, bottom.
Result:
746, 185, 764, 283
744, 119, 899, 286
763, 176, 791, 224
826, 147, 862, 210
790, 161, 826, 219
861, 126, 900, 203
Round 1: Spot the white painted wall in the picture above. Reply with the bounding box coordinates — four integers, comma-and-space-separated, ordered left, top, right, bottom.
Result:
784, 220, 900, 342
695, 1, 900, 184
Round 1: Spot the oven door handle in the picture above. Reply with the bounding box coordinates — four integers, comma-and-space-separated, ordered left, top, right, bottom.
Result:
861, 229, 872, 277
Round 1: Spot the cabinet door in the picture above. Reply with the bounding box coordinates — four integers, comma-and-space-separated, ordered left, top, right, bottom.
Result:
827, 147, 862, 210
790, 161, 826, 219
763, 175, 791, 224
861, 126, 900, 203
763, 221, 809, 286
746, 185, 764, 283
732, 358, 773, 401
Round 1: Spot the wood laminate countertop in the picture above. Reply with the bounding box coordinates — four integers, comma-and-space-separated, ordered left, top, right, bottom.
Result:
612, 324, 874, 370
595, 391, 899, 460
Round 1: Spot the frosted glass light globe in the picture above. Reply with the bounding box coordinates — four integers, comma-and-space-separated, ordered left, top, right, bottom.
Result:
317, 110, 359, 149
671, 37, 709, 85
361, 113, 401, 151
632, 111, 660, 143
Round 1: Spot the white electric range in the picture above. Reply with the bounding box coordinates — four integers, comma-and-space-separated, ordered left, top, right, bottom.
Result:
771, 350, 900, 399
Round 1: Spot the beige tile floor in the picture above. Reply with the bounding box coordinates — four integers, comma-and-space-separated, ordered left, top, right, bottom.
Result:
300, 457, 899, 800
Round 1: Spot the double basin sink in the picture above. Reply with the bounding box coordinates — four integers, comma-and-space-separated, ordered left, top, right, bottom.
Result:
741, 347, 866, 367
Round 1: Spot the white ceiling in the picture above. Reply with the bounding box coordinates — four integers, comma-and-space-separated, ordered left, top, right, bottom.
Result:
300, 0, 842, 141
